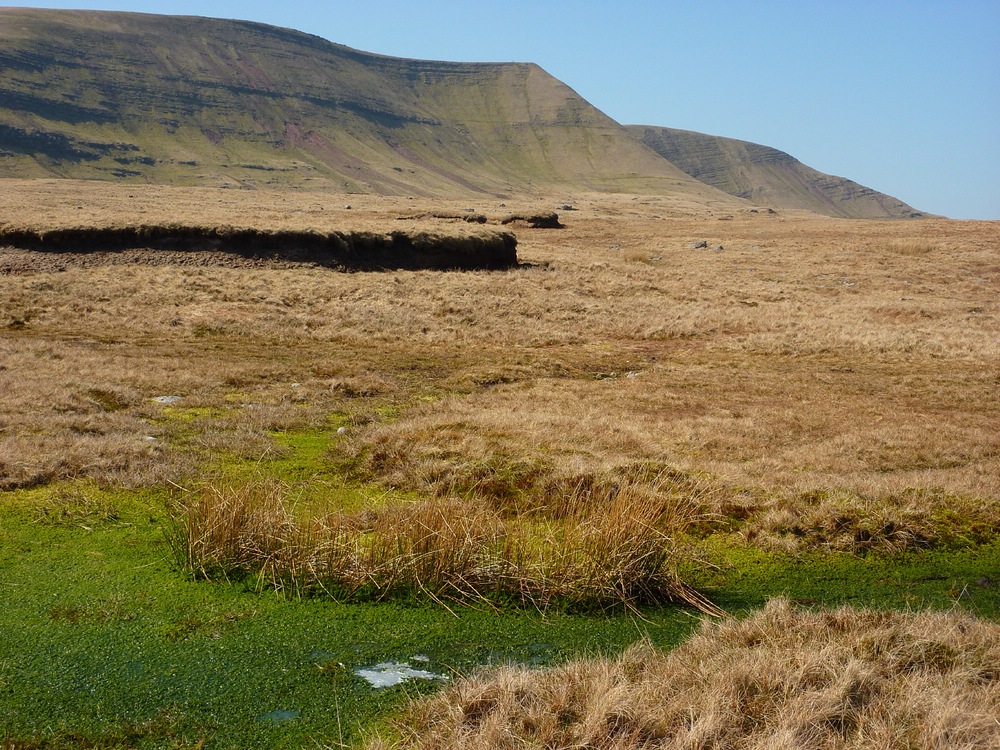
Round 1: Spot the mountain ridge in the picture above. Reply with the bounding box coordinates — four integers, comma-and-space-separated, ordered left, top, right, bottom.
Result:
628, 126, 925, 219
0, 8, 922, 217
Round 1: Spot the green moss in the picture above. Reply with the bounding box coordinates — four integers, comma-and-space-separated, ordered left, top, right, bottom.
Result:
688, 533, 1000, 619
198, 427, 414, 516
4, 425, 997, 747
0, 492, 697, 748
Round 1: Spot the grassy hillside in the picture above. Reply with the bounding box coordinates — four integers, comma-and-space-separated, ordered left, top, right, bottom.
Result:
630, 125, 925, 219
0, 8, 736, 205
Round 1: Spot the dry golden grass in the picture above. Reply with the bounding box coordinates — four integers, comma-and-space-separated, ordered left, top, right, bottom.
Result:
1, 180, 998, 553
0, 178, 555, 234
368, 598, 1000, 750
168, 471, 715, 612
3, 181, 998, 738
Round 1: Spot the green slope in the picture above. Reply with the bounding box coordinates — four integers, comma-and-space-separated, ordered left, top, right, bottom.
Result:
0, 8, 733, 203
0, 8, 923, 216
629, 125, 925, 219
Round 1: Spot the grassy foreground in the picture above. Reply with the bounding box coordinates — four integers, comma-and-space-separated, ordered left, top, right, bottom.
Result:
368, 600, 999, 750
2, 182, 998, 747
2, 475, 996, 748
0, 484, 699, 747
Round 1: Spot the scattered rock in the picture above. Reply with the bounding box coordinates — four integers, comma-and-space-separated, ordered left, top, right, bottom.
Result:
343, 204, 351, 209
709, 245, 725, 252
336, 426, 348, 435
152, 395, 182, 404
558, 204, 577, 211
690, 241, 708, 249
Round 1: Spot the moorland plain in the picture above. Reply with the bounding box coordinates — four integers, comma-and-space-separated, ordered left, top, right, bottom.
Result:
1, 179, 998, 747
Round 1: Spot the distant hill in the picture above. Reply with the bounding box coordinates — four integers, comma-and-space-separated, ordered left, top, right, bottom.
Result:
628, 126, 925, 219
0, 8, 732, 203
0, 8, 921, 217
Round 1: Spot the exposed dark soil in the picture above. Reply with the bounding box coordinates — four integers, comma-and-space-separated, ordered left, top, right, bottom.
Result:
0, 246, 316, 273
499, 211, 563, 228
0, 225, 518, 272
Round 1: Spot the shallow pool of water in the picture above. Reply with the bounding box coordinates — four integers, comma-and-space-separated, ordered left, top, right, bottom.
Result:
354, 657, 447, 689
257, 708, 300, 723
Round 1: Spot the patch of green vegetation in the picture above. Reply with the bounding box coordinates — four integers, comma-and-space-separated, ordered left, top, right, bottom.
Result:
198, 427, 413, 516
0, 487, 697, 748
689, 533, 1000, 619
31, 488, 121, 528
4, 429, 997, 747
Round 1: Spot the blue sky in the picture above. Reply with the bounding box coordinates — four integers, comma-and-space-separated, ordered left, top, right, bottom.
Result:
13, 1, 1000, 218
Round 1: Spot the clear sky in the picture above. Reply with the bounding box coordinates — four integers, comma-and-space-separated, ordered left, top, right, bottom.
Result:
11, 0, 1000, 218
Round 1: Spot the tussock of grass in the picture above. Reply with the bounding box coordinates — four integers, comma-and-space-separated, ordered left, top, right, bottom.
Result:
167, 473, 718, 613
370, 598, 1000, 750
341, 400, 1000, 555
746, 488, 1000, 554
879, 238, 939, 255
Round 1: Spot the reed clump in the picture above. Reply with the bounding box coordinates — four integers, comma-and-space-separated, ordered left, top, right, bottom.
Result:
167, 472, 717, 612
368, 598, 1000, 750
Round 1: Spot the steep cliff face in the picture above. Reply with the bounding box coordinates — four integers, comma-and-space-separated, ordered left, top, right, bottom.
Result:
629, 126, 925, 219
0, 9, 732, 204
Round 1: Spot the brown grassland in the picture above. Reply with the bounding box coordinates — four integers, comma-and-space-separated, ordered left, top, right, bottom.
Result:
369, 598, 1000, 750
2, 178, 998, 745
